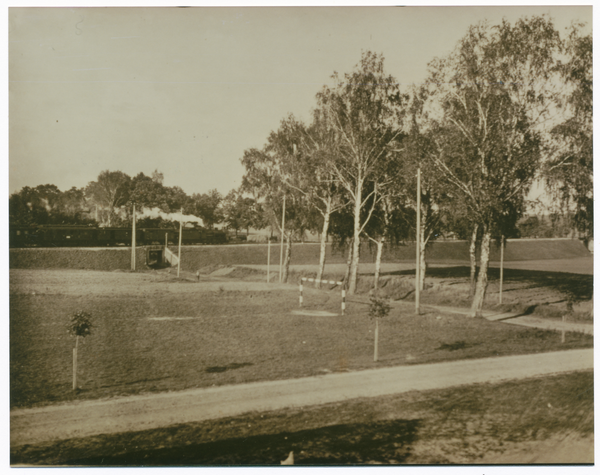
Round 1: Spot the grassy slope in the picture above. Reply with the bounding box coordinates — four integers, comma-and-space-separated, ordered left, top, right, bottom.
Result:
9, 239, 591, 271
11, 371, 593, 465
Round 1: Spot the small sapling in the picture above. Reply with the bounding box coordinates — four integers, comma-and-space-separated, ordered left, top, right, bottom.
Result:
67, 311, 93, 390
369, 291, 390, 362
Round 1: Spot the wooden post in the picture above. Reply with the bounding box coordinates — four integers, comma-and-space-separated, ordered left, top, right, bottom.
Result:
415, 167, 421, 315
279, 195, 286, 283
131, 203, 136, 271
562, 314, 566, 343
267, 237, 271, 283
499, 235, 504, 304
177, 219, 183, 278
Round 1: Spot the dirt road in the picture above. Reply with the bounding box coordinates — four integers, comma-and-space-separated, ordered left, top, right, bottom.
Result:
239, 256, 594, 275
11, 348, 592, 448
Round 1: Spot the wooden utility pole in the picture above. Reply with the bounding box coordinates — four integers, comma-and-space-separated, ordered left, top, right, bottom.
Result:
131, 203, 136, 271
499, 235, 505, 304
177, 218, 183, 278
279, 195, 286, 283
415, 167, 421, 315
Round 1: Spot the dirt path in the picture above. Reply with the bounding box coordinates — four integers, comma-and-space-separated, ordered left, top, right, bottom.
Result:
11, 348, 592, 448
239, 256, 594, 275
421, 304, 594, 335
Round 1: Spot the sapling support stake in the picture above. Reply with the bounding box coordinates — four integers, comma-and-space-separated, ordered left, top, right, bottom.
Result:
374, 318, 379, 362
73, 336, 78, 390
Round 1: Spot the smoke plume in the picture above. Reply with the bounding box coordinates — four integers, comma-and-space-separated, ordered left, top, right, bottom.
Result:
137, 207, 204, 226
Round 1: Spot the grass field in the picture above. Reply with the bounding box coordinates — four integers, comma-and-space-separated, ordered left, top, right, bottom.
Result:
11, 370, 593, 465
10, 269, 593, 409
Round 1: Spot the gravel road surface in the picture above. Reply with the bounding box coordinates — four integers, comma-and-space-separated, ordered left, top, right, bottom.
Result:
11, 348, 592, 448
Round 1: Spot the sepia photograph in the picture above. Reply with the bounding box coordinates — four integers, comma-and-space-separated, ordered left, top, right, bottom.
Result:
8, 3, 594, 468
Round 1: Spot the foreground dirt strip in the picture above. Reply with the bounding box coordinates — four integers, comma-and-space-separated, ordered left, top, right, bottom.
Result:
11, 349, 592, 448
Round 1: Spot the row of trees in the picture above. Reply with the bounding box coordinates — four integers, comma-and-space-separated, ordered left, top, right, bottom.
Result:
9, 169, 263, 233
237, 16, 592, 316
10, 17, 591, 317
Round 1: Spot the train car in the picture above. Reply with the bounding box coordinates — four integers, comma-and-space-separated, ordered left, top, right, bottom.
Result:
96, 227, 133, 246
204, 228, 228, 244
9, 226, 41, 247
180, 227, 203, 245
9, 224, 228, 247
35, 225, 99, 247
138, 228, 173, 245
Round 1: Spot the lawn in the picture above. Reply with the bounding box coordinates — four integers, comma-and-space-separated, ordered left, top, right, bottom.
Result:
10, 269, 593, 409
11, 370, 593, 465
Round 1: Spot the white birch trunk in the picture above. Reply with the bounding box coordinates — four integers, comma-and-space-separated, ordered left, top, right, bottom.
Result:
419, 220, 428, 292
343, 238, 353, 289
315, 200, 332, 289
419, 245, 427, 292
348, 183, 363, 295
281, 232, 292, 284
470, 229, 491, 317
469, 223, 479, 298
373, 238, 384, 290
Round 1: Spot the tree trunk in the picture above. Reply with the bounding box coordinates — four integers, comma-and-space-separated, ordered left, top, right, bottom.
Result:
419, 222, 428, 292
281, 232, 292, 283
418, 246, 427, 292
343, 238, 353, 289
469, 223, 479, 298
470, 229, 491, 317
373, 238, 384, 290
316, 201, 332, 289
348, 186, 363, 295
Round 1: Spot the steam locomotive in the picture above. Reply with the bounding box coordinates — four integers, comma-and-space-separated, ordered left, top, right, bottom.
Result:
9, 224, 228, 248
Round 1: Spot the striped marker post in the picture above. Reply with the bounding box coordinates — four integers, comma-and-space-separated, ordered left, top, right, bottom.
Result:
299, 278, 345, 315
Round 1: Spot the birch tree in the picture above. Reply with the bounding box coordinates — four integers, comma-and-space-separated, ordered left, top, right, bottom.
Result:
316, 51, 408, 294
545, 25, 593, 241
404, 90, 449, 292
270, 114, 347, 287
240, 124, 312, 283
426, 17, 562, 317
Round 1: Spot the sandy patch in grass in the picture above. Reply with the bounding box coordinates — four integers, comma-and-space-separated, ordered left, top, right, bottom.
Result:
146, 317, 202, 321
291, 310, 339, 317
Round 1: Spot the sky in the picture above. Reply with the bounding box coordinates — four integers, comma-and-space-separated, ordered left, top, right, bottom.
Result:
8, 4, 593, 200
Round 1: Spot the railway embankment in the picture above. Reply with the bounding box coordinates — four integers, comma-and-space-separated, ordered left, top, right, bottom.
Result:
9, 238, 591, 271
9, 247, 148, 271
